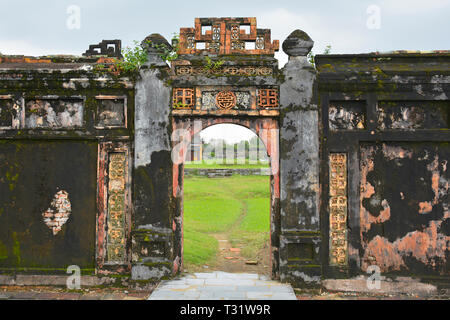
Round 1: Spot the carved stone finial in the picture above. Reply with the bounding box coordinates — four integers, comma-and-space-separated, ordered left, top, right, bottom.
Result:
282, 30, 314, 57
141, 33, 172, 54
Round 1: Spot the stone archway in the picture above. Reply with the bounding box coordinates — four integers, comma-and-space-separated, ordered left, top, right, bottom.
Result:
171, 117, 280, 279
133, 19, 321, 288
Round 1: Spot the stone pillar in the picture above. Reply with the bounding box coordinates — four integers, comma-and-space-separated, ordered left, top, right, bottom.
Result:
279, 30, 321, 287
132, 34, 174, 281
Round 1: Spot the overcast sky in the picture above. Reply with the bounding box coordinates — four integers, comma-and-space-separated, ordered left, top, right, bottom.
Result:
1, 0, 449, 142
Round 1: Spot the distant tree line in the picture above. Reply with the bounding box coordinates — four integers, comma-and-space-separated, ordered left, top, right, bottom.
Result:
199, 136, 269, 164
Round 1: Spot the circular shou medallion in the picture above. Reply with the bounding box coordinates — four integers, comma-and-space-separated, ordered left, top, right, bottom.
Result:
215, 91, 237, 109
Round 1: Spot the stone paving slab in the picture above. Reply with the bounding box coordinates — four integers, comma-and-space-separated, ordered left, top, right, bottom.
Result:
322, 276, 439, 296
148, 272, 297, 300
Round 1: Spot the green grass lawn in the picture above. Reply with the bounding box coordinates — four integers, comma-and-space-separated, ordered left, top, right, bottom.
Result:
183, 174, 270, 269
183, 230, 218, 266
229, 198, 271, 261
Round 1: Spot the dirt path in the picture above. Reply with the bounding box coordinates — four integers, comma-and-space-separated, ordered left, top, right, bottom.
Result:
184, 201, 271, 277
212, 233, 271, 277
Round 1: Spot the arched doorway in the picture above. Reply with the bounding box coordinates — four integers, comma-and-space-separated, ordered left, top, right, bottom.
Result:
183, 123, 270, 276
172, 117, 280, 279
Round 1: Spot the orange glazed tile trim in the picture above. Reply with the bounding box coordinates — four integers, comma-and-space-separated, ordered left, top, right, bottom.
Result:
178, 17, 279, 55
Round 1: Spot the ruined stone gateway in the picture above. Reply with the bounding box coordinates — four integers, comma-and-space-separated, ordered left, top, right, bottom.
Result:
0, 17, 448, 289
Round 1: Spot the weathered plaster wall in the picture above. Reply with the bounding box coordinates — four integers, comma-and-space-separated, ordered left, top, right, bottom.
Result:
0, 140, 98, 269
0, 54, 135, 275
316, 52, 450, 281
360, 142, 449, 275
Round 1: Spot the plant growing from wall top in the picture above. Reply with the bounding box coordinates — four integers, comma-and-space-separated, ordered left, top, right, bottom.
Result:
114, 34, 180, 73
114, 40, 150, 73
203, 56, 225, 72
308, 44, 332, 67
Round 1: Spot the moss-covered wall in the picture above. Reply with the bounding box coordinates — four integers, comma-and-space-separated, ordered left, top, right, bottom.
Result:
0, 58, 134, 275
316, 52, 450, 282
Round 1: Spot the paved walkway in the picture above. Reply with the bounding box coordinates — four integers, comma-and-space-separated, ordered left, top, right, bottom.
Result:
148, 272, 297, 300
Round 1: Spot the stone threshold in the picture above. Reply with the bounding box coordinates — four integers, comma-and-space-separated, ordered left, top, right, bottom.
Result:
0, 274, 128, 287
322, 276, 440, 297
